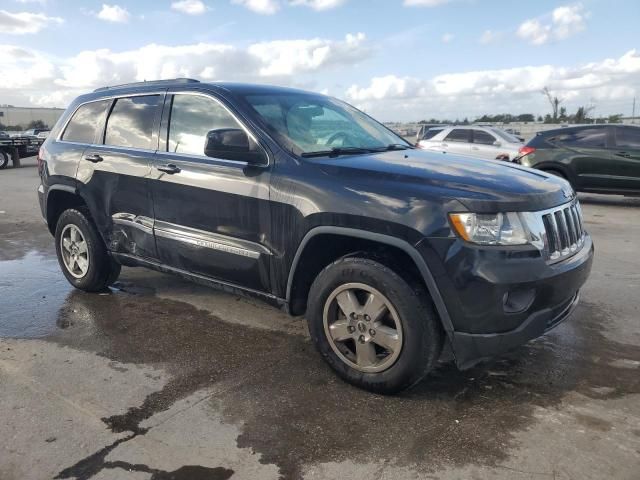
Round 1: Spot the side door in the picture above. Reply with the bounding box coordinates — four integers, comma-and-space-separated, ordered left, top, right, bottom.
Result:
77, 93, 162, 260
612, 126, 640, 191
440, 128, 472, 156
470, 129, 500, 160
151, 91, 272, 293
549, 126, 614, 190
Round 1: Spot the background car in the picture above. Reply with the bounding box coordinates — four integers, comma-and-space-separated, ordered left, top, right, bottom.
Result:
417, 125, 523, 161
516, 124, 640, 195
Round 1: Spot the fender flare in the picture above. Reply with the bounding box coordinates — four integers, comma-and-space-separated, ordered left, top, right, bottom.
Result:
285, 226, 454, 336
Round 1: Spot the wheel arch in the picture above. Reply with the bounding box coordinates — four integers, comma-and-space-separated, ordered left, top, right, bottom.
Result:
285, 226, 455, 337
45, 186, 87, 235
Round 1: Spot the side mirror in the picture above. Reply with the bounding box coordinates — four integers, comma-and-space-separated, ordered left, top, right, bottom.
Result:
204, 128, 267, 164
493, 140, 502, 147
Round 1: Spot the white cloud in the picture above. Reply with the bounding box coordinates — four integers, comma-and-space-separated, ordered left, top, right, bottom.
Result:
0, 10, 62, 34
97, 4, 130, 23
403, 0, 451, 6
441, 33, 454, 43
479, 29, 501, 45
518, 3, 587, 45
0, 33, 370, 106
346, 50, 640, 120
232, 0, 279, 14
171, 0, 207, 15
248, 32, 367, 76
289, 0, 346, 10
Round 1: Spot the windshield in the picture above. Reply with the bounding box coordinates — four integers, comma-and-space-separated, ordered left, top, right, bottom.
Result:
490, 128, 522, 143
241, 92, 410, 156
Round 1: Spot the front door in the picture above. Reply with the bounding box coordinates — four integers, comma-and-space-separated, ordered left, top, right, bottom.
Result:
441, 128, 472, 156
150, 91, 272, 293
611, 126, 640, 191
76, 94, 162, 260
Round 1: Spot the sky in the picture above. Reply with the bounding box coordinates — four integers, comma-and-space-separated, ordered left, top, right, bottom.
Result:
1, 0, 639, 121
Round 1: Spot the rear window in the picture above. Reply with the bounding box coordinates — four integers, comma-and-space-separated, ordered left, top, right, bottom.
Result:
549, 128, 607, 148
104, 95, 160, 150
61, 100, 111, 144
444, 129, 470, 143
615, 127, 640, 149
422, 128, 443, 140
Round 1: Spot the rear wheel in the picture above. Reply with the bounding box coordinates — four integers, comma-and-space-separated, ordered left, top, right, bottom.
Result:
307, 257, 443, 394
0, 151, 9, 170
55, 208, 121, 291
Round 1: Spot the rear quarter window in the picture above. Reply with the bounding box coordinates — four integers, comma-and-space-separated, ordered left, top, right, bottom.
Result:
61, 100, 112, 144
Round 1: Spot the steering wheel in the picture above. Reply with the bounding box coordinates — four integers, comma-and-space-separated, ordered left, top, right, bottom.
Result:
326, 131, 354, 147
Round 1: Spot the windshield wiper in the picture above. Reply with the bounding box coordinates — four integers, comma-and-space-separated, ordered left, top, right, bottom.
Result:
300, 146, 376, 158
383, 143, 413, 151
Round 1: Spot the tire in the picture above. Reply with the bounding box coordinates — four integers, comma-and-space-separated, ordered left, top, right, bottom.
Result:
0, 152, 9, 170
54, 208, 121, 292
307, 257, 443, 394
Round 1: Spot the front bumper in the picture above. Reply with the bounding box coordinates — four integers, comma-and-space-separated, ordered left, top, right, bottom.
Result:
421, 233, 594, 369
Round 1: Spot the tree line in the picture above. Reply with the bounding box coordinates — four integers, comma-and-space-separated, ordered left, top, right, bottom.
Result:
0, 120, 49, 132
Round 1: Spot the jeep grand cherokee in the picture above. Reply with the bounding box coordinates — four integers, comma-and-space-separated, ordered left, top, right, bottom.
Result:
38, 79, 594, 393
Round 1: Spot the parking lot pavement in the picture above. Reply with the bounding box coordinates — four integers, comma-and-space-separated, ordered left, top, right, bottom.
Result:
1, 158, 639, 480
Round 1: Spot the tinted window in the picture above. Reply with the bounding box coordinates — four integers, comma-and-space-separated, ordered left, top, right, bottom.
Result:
473, 130, 497, 145
444, 129, 470, 143
61, 100, 111, 144
616, 127, 640, 149
105, 95, 160, 149
551, 128, 607, 148
168, 94, 242, 156
422, 128, 443, 140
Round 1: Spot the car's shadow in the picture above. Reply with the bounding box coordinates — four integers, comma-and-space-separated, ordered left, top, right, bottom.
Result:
45, 283, 640, 479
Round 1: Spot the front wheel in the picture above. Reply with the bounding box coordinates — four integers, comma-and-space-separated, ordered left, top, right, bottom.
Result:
307, 257, 443, 394
55, 208, 121, 291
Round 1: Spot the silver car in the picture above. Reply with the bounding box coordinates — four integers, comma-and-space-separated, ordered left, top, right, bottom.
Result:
417, 126, 523, 161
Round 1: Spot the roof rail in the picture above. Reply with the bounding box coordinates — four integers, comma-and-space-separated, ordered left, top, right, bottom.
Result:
93, 78, 200, 92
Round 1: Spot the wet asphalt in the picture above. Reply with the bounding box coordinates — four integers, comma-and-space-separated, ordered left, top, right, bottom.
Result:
1, 158, 639, 480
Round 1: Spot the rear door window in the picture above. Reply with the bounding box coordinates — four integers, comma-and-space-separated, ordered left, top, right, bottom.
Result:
61, 100, 111, 144
472, 130, 497, 145
104, 95, 160, 150
550, 128, 608, 148
615, 127, 640, 149
444, 129, 470, 143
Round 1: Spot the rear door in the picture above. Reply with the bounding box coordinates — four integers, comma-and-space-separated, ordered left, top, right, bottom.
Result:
612, 126, 640, 191
440, 128, 472, 156
77, 93, 162, 260
150, 90, 272, 293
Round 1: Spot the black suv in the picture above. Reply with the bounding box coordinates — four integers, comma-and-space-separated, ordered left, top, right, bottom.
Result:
38, 79, 593, 393
517, 124, 640, 195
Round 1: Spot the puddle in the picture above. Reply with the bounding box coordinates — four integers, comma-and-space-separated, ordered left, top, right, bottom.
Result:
2, 251, 639, 479
0, 252, 71, 337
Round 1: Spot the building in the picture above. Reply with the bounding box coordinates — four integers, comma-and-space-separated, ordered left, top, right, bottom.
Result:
0, 106, 65, 129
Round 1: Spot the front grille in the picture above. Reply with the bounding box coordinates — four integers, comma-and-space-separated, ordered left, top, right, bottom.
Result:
540, 201, 585, 263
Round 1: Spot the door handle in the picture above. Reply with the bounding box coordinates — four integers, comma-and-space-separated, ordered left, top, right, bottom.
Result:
471, 146, 479, 150
616, 151, 631, 158
157, 163, 181, 174
84, 154, 103, 163
441, 143, 448, 148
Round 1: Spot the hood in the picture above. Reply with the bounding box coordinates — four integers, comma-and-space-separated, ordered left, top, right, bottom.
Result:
311, 149, 573, 212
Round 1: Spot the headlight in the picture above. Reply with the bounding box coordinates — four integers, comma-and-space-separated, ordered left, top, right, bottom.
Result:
449, 212, 529, 245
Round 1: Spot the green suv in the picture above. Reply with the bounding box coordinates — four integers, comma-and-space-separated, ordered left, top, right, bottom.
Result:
516, 125, 640, 195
